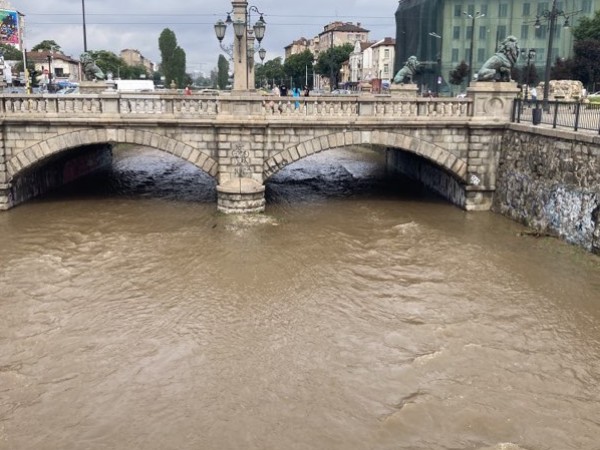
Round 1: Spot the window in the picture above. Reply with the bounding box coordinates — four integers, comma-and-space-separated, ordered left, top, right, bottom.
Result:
479, 26, 487, 39
521, 24, 529, 40
465, 48, 471, 61
384, 49, 390, 58
55, 67, 64, 77
454, 5, 462, 16
499, 3, 508, 17
497, 25, 507, 41
535, 24, 547, 39
467, 4, 475, 16
477, 48, 486, 63
554, 26, 561, 39
467, 26, 473, 40
452, 48, 459, 62
383, 63, 389, 75
480, 4, 488, 16
453, 26, 461, 39
537, 48, 545, 62
523, 3, 531, 16
537, 2, 548, 15
582, 0, 592, 13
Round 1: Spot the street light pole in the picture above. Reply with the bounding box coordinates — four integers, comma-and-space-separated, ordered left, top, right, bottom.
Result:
81, 0, 88, 52
534, 0, 579, 110
463, 11, 485, 83
521, 48, 536, 100
428, 32, 442, 95
214, 1, 266, 92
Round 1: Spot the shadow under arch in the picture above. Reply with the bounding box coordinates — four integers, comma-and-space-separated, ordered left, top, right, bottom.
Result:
263, 130, 468, 183
7, 128, 218, 180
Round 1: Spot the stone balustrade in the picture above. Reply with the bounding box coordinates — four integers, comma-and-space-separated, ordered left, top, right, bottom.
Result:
0, 92, 472, 120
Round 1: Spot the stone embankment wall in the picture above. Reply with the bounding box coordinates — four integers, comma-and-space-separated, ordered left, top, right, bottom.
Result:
494, 126, 600, 254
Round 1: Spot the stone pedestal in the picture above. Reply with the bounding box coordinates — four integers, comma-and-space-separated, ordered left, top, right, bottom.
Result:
389, 83, 419, 98
217, 177, 266, 214
79, 81, 108, 95
467, 81, 520, 120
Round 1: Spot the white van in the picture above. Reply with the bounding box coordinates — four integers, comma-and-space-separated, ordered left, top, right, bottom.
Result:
115, 79, 155, 92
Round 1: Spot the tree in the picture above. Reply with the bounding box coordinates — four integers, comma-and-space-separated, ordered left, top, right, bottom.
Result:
0, 43, 22, 60
82, 50, 148, 79
255, 57, 285, 87
572, 10, 600, 41
449, 61, 469, 86
315, 43, 353, 89
32, 40, 62, 53
217, 54, 229, 90
158, 28, 187, 89
283, 50, 315, 89
573, 39, 600, 89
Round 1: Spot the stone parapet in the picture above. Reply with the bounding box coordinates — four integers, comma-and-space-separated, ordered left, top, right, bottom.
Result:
467, 81, 520, 121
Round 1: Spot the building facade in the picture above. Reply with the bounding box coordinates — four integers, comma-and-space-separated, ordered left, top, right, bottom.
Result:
26, 50, 80, 83
396, 0, 600, 93
120, 49, 154, 73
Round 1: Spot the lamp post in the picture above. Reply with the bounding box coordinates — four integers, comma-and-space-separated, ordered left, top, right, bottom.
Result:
463, 11, 485, 83
428, 32, 442, 95
81, 0, 88, 52
47, 54, 52, 91
214, 1, 266, 91
521, 48, 536, 100
534, 0, 579, 110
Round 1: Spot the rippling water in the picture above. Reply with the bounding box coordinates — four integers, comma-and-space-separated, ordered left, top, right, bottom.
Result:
0, 146, 599, 450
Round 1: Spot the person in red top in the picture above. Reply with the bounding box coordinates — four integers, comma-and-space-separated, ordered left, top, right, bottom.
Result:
184, 86, 192, 95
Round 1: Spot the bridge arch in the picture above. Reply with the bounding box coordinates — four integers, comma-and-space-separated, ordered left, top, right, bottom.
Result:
7, 128, 218, 180
262, 130, 468, 182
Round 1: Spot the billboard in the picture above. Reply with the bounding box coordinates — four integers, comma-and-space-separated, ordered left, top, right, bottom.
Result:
0, 9, 19, 46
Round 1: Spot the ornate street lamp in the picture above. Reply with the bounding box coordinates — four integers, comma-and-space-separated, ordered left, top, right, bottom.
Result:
429, 32, 442, 95
521, 48, 536, 101
463, 11, 485, 83
533, 0, 580, 110
214, 2, 267, 91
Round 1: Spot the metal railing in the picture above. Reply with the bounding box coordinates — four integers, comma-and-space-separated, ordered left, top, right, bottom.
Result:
513, 98, 600, 133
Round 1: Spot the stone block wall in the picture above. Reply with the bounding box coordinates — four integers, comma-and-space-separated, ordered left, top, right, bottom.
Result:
494, 126, 600, 254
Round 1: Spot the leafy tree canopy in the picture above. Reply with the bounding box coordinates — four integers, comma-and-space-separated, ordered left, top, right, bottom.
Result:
32, 40, 62, 53
315, 43, 353, 88
283, 50, 315, 89
255, 57, 285, 88
572, 10, 600, 41
449, 61, 469, 86
86, 50, 148, 80
0, 43, 22, 60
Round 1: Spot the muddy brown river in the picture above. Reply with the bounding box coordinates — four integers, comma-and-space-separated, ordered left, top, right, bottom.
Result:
1, 146, 599, 450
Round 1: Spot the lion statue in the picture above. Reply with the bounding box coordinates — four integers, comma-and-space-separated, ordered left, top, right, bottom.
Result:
393, 56, 420, 84
476, 36, 520, 82
80, 52, 105, 81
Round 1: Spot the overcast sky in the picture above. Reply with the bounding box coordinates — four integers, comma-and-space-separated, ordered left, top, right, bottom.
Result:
14, 0, 397, 74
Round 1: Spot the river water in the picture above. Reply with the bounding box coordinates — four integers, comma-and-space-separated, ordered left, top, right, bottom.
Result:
1, 146, 599, 450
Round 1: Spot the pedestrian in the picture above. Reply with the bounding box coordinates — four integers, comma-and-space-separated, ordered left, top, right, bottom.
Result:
530, 86, 537, 103
293, 87, 300, 109
280, 84, 288, 97
303, 85, 310, 97
272, 84, 280, 96
184, 86, 191, 95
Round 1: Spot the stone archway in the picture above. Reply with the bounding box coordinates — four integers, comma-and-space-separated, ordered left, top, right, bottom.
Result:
263, 130, 468, 182
7, 128, 218, 180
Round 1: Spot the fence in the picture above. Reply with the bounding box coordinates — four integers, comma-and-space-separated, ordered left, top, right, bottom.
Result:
512, 98, 600, 133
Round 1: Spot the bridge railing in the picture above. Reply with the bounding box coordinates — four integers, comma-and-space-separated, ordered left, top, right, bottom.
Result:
513, 98, 600, 133
0, 93, 473, 120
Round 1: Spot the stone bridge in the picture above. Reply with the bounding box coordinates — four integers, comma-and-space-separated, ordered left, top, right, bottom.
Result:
0, 83, 518, 213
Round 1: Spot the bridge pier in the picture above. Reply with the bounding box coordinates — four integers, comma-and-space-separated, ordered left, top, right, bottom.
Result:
216, 178, 266, 214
